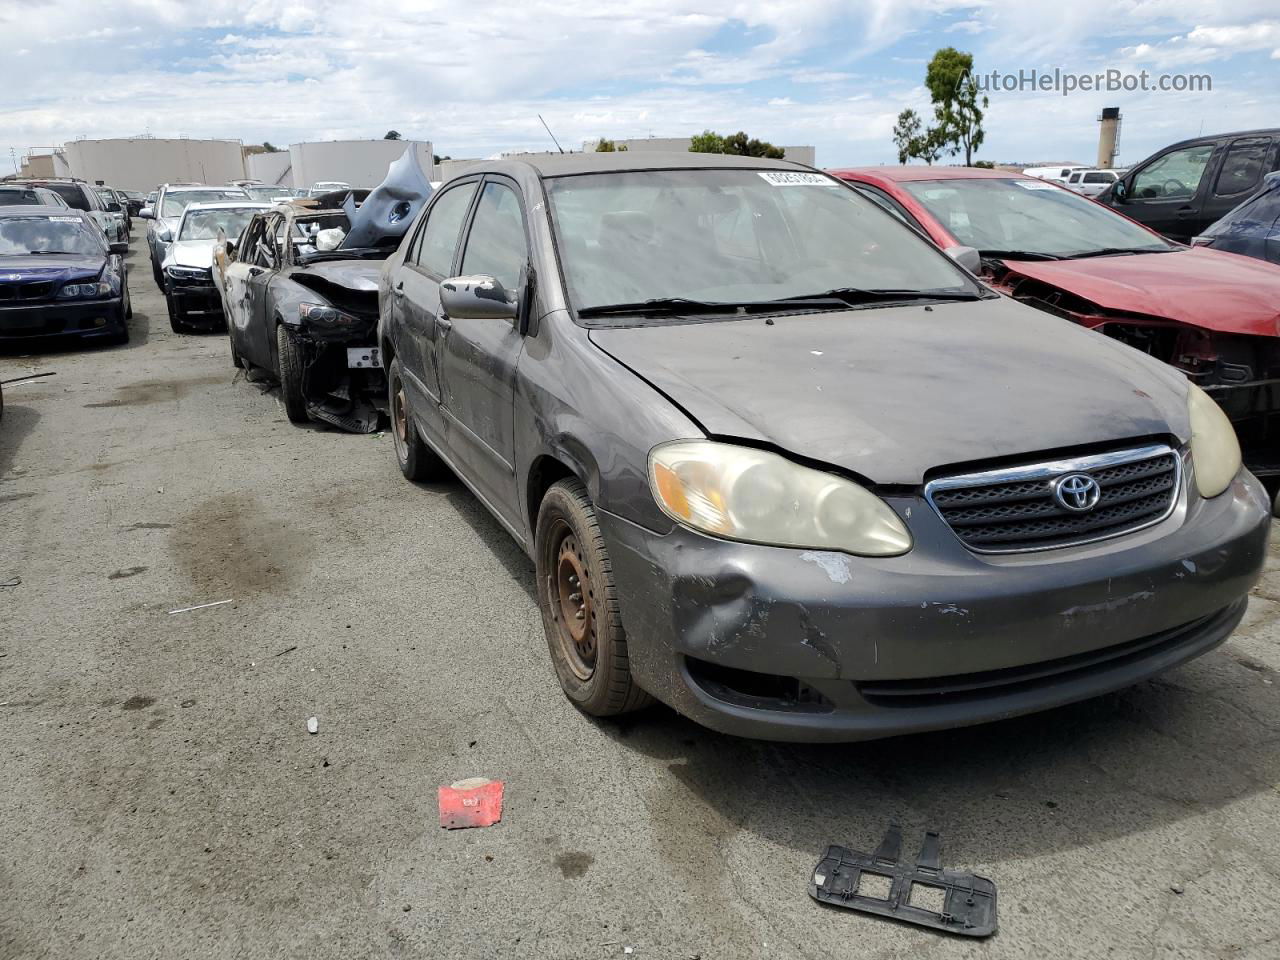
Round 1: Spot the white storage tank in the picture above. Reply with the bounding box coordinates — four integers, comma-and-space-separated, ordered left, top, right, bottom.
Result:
57, 138, 247, 191
288, 140, 434, 190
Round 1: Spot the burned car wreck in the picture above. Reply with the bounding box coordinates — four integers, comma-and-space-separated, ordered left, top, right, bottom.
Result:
213, 148, 432, 432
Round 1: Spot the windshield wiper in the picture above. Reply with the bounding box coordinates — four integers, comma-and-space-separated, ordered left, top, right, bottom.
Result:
1063, 247, 1171, 260
577, 296, 848, 318
21, 250, 82, 256
977, 249, 1064, 261
783, 287, 984, 306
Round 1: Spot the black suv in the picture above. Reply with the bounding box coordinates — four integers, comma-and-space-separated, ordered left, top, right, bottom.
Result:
1102, 128, 1280, 242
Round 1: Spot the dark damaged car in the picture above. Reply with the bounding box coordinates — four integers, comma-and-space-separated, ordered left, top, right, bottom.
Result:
833, 166, 1280, 494
214, 197, 394, 431
378, 153, 1268, 742
0, 206, 131, 345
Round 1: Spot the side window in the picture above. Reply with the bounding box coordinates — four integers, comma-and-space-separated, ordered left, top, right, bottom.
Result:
1084, 172, 1114, 184
850, 184, 928, 234
1214, 139, 1272, 198
1068, 172, 1082, 184
414, 182, 478, 277
252, 217, 279, 267
1131, 144, 1215, 200
274, 217, 290, 263
460, 182, 529, 291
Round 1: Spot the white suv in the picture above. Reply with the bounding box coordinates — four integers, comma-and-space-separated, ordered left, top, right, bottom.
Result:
1065, 169, 1120, 198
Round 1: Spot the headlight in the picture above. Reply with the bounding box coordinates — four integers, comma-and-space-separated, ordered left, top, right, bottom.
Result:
166, 265, 209, 280
298, 301, 361, 329
1188, 383, 1242, 498
648, 440, 912, 556
56, 281, 111, 299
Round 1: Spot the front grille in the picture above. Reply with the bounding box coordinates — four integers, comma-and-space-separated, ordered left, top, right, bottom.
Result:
926, 444, 1180, 552
0, 281, 55, 301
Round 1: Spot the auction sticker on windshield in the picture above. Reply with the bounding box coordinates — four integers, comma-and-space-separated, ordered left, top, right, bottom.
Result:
50, 216, 82, 222
1013, 180, 1059, 190
758, 171, 832, 186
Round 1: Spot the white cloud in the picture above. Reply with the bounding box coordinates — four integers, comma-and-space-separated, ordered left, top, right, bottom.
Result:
1118, 21, 1280, 67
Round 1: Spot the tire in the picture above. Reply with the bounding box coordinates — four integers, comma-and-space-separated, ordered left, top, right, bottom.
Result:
166, 293, 187, 333
388, 356, 445, 481
535, 478, 652, 717
275, 322, 310, 424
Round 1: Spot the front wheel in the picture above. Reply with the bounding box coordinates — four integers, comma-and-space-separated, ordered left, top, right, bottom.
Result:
535, 479, 652, 717
166, 293, 187, 333
275, 323, 310, 424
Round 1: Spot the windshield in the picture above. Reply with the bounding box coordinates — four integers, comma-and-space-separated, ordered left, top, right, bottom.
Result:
546, 169, 977, 314
0, 188, 47, 206
41, 183, 88, 210
179, 207, 262, 241
0, 215, 104, 256
161, 189, 248, 218
243, 186, 285, 201
901, 178, 1173, 258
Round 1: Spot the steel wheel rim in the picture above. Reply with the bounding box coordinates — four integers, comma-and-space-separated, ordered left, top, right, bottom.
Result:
550, 520, 596, 681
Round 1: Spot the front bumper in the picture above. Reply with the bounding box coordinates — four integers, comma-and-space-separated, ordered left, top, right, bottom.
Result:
0, 297, 125, 341
600, 468, 1269, 742
167, 280, 224, 326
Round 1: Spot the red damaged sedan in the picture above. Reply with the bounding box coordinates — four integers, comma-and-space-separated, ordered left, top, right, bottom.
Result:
830, 166, 1280, 491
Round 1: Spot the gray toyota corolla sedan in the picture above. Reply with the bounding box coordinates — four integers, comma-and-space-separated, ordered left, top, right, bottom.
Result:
378, 152, 1269, 742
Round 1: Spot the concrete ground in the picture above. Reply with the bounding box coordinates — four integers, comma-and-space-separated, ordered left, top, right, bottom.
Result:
1, 223, 1278, 960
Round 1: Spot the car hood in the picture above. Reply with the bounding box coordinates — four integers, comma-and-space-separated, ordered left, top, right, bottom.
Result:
0, 255, 104, 279
292, 260, 381, 291
588, 296, 1191, 486
165, 240, 215, 270
1000, 247, 1280, 338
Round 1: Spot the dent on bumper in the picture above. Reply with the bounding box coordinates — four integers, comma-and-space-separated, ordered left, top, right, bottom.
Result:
600, 470, 1269, 742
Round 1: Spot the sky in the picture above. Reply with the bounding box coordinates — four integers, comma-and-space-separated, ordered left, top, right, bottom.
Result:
2, 0, 1279, 172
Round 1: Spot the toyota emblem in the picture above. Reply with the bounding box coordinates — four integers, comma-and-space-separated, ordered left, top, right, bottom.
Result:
1053, 473, 1102, 512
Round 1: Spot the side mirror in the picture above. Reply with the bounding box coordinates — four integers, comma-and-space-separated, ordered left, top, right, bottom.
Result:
1111, 180, 1128, 202
440, 274, 518, 322
138, 207, 154, 220
158, 227, 172, 243
109, 241, 129, 255
943, 244, 982, 274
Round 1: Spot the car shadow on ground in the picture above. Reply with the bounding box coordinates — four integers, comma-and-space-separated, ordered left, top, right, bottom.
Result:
0, 402, 41, 479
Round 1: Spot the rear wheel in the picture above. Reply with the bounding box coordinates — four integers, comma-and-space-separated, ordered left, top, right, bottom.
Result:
228, 328, 243, 369
388, 356, 445, 481
275, 322, 310, 424
535, 479, 652, 717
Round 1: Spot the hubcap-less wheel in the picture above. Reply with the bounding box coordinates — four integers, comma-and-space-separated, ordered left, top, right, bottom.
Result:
552, 522, 596, 681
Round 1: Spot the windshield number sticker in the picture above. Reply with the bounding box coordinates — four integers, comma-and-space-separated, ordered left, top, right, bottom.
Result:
1014, 180, 1058, 190
50, 216, 81, 222
758, 171, 831, 187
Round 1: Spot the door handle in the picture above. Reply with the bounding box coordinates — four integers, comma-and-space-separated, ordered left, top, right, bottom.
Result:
248, 266, 263, 277
1174, 207, 1196, 218
436, 315, 453, 334
393, 281, 405, 298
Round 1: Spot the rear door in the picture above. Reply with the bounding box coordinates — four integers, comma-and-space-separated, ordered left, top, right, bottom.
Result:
395, 179, 479, 442
222, 214, 266, 359
1118, 140, 1219, 240
436, 177, 531, 527
1200, 136, 1278, 232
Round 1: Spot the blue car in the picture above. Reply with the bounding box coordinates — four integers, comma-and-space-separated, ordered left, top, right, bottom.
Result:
0, 207, 131, 345
1193, 171, 1280, 266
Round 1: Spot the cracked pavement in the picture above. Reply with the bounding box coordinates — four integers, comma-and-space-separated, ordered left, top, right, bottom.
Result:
1, 226, 1278, 959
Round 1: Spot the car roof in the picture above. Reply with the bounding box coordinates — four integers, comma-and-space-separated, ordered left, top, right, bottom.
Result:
830, 166, 1039, 183
0, 205, 89, 217
486, 151, 811, 178
180, 200, 274, 212
1154, 127, 1280, 151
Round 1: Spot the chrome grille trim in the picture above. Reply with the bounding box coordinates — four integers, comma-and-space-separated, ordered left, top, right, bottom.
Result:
924, 443, 1182, 554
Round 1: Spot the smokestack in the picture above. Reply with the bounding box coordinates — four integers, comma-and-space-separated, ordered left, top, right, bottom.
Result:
1097, 107, 1121, 168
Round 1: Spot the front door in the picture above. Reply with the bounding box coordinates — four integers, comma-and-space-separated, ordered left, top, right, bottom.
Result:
222, 214, 269, 363
437, 178, 530, 528
1121, 141, 1218, 240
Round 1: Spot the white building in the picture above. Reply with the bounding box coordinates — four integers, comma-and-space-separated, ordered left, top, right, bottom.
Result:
245, 151, 293, 187
54, 138, 247, 191
288, 140, 434, 190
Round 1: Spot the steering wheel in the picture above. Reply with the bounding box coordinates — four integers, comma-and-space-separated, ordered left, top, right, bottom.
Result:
1162, 179, 1188, 196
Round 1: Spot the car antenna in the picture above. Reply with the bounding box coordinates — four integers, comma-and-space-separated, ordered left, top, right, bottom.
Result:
538, 115, 566, 154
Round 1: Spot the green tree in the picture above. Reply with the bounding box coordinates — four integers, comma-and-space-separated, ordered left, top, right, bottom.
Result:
891, 109, 943, 165
594, 138, 628, 152
261, 141, 282, 153
384, 130, 402, 140
689, 129, 725, 154
924, 47, 987, 165
690, 129, 784, 159
432, 154, 452, 164
972, 159, 995, 169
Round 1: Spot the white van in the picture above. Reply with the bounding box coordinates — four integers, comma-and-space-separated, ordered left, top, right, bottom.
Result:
1021, 165, 1089, 184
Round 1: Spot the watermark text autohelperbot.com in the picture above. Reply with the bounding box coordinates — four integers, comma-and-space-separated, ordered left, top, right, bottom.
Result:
966, 68, 1212, 97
